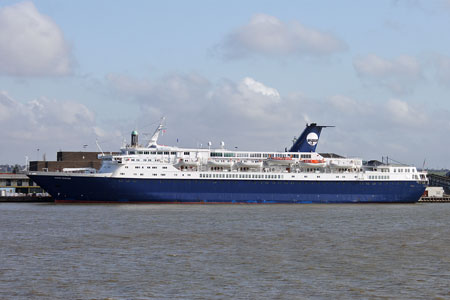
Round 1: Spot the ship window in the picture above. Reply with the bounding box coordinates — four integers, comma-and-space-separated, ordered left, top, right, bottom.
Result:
164, 152, 169, 155
151, 152, 156, 155
129, 151, 135, 154
162, 167, 167, 169
157, 152, 162, 155
171, 152, 176, 155
138, 151, 143, 154
224, 153, 235, 157
184, 152, 190, 155
144, 151, 149, 154
211, 152, 223, 157
125, 166, 128, 168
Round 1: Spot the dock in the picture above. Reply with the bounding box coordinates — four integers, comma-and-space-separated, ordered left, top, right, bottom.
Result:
419, 196, 450, 203
0, 196, 54, 203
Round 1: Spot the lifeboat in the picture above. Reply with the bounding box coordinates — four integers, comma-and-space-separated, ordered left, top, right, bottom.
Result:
207, 159, 234, 168
236, 160, 263, 169
299, 159, 326, 168
267, 156, 294, 165
177, 158, 200, 167
329, 160, 355, 169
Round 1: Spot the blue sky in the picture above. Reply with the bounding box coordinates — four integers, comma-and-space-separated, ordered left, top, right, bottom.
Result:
0, 0, 449, 168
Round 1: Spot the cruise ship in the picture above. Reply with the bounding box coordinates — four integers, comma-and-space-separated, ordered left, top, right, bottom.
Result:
28, 120, 428, 204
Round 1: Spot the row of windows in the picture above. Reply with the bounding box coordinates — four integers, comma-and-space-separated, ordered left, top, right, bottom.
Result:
0, 179, 35, 187
200, 173, 283, 179
120, 173, 193, 177
210, 152, 302, 159
393, 168, 414, 173
126, 151, 190, 156
134, 166, 167, 169
368, 175, 390, 180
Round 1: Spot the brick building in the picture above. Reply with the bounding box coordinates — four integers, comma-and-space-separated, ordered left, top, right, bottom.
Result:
29, 151, 118, 172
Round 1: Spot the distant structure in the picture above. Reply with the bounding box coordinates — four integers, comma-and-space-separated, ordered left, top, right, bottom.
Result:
0, 173, 43, 195
29, 151, 118, 172
427, 173, 450, 195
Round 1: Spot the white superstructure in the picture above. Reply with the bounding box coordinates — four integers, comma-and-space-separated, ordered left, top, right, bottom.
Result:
97, 120, 427, 184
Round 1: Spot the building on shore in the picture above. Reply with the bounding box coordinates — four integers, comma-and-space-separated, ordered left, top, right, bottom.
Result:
0, 173, 44, 196
29, 151, 118, 172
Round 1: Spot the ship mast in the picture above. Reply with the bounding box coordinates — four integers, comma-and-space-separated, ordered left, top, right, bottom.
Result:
147, 117, 165, 148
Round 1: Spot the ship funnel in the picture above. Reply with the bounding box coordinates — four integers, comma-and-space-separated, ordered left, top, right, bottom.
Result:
289, 123, 333, 152
131, 130, 138, 147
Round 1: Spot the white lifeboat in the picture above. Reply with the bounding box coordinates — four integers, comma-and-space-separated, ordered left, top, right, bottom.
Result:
329, 159, 355, 169
207, 159, 234, 168
177, 158, 200, 167
236, 160, 263, 169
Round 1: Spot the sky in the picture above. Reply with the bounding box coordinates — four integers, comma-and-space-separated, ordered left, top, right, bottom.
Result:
0, 0, 449, 168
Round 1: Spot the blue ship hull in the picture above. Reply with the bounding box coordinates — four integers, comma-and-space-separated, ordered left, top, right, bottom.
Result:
28, 174, 426, 204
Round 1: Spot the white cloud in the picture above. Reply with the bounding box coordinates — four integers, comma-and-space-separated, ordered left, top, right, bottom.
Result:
353, 54, 423, 94
0, 91, 118, 163
241, 77, 280, 98
219, 13, 347, 59
0, 1, 73, 76
386, 98, 428, 125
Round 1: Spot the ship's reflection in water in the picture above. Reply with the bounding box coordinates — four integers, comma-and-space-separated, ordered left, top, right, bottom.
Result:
0, 203, 448, 299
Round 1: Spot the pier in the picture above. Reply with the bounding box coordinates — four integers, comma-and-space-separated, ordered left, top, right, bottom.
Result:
0, 196, 53, 202
419, 196, 450, 203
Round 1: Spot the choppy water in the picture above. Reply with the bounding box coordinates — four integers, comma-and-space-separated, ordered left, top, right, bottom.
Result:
0, 203, 449, 299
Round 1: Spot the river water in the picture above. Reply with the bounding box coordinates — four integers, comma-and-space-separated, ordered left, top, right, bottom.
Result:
0, 203, 449, 299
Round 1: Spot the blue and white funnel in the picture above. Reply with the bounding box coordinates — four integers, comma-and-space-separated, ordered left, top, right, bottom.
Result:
289, 123, 333, 152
